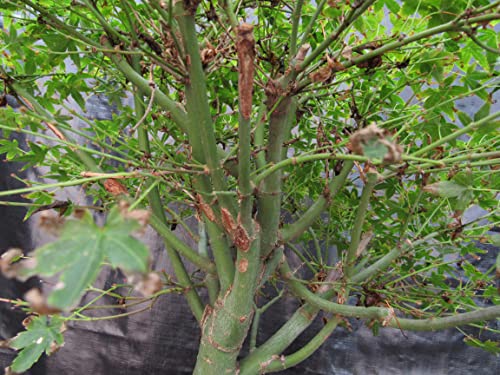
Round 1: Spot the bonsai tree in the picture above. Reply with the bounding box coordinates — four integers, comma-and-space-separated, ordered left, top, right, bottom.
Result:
0, 0, 499, 373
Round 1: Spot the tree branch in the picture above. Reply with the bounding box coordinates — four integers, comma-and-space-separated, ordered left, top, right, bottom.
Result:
103, 49, 189, 133
281, 260, 500, 332
296, 0, 377, 74
298, 0, 328, 48
346, 172, 378, 278
237, 23, 256, 227
289, 0, 304, 58
239, 300, 322, 375
260, 317, 340, 373
108, 10, 206, 320
173, 1, 235, 293
412, 111, 500, 157
253, 153, 366, 185
257, 90, 296, 257
395, 306, 500, 331
148, 202, 216, 275
281, 160, 354, 242
218, 0, 238, 30
351, 233, 439, 283
295, 11, 500, 92
344, 13, 500, 70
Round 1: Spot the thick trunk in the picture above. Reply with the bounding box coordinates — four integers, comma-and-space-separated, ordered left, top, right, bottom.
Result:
193, 229, 261, 374
193, 282, 256, 374
193, 304, 248, 374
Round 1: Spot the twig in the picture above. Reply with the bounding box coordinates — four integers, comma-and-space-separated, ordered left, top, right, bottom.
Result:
130, 65, 157, 134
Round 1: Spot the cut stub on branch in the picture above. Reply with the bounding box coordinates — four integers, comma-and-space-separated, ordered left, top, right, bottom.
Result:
237, 258, 249, 273
349, 124, 403, 164
237, 23, 255, 119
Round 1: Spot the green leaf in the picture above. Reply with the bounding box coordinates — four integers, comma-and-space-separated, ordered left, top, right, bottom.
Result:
22, 208, 150, 310
418, 51, 445, 83
11, 343, 46, 373
103, 235, 149, 273
464, 337, 500, 355
24, 191, 55, 221
362, 138, 388, 161
474, 102, 490, 122
47, 240, 105, 309
457, 111, 472, 126
470, 43, 491, 72
453, 189, 474, 212
492, 234, 500, 247
41, 34, 71, 53
453, 172, 473, 188
476, 120, 499, 137
424, 181, 468, 198
15, 141, 49, 169
385, 0, 400, 14
71, 90, 85, 109
10, 316, 64, 373
0, 138, 22, 160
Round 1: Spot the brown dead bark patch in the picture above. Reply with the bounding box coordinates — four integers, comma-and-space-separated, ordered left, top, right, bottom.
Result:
234, 224, 250, 252
197, 194, 216, 222
221, 207, 237, 234
237, 23, 255, 119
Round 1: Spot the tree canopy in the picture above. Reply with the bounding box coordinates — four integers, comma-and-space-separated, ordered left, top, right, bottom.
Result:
0, 1, 499, 373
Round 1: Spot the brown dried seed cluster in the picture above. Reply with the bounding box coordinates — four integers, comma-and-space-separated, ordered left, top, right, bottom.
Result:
24, 288, 61, 315
118, 201, 151, 227
0, 248, 23, 279
201, 41, 217, 66
38, 210, 65, 236
135, 272, 163, 297
309, 55, 345, 83
104, 178, 129, 196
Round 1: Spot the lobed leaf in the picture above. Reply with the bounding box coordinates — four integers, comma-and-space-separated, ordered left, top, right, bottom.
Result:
22, 208, 150, 310
9, 316, 64, 373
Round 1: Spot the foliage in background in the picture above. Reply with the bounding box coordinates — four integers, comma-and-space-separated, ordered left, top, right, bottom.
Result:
0, 0, 499, 373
